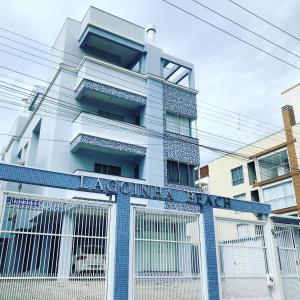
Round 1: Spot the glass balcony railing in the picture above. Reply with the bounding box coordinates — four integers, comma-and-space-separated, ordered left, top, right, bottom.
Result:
265, 195, 296, 211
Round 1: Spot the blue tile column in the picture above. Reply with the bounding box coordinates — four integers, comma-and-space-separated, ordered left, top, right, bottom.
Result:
202, 205, 220, 300
114, 193, 131, 300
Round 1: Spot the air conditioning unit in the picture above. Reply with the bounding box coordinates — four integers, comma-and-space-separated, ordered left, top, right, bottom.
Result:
16, 159, 25, 166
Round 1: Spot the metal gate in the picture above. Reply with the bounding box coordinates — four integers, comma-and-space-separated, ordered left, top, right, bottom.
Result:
133, 208, 203, 300
273, 224, 300, 300
216, 217, 273, 300
0, 194, 111, 300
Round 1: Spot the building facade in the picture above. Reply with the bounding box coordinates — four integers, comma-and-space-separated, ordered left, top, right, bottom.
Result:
0, 7, 207, 299
4, 7, 200, 199
202, 84, 300, 217
2, 7, 300, 300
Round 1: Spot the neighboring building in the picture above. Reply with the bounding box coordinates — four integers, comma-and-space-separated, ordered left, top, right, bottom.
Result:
4, 7, 200, 200
195, 165, 208, 193
203, 84, 300, 217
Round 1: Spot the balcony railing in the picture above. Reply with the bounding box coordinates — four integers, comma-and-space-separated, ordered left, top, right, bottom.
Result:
71, 112, 148, 156
265, 195, 296, 211
75, 56, 147, 99
73, 169, 146, 184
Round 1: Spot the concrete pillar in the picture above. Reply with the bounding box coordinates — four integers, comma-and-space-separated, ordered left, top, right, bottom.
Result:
57, 212, 74, 277
114, 193, 130, 300
202, 206, 220, 300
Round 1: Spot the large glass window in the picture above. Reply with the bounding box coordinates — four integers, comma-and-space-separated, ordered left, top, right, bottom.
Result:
262, 180, 296, 211
231, 166, 244, 186
166, 112, 194, 137
167, 160, 195, 186
94, 163, 121, 176
258, 149, 290, 181
98, 110, 124, 122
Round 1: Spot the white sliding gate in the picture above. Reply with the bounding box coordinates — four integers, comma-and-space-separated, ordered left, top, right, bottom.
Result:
0, 194, 111, 300
133, 208, 203, 300
216, 217, 273, 300
273, 224, 300, 300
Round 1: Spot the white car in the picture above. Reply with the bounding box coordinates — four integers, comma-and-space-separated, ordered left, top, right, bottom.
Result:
73, 245, 106, 275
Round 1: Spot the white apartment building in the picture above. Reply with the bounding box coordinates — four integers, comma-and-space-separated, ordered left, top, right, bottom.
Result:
0, 7, 202, 297
4, 7, 200, 199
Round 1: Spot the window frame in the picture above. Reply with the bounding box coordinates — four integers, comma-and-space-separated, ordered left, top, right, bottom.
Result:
98, 110, 124, 122
233, 193, 246, 200
231, 166, 244, 186
94, 163, 121, 176
167, 160, 196, 186
257, 148, 290, 182
262, 179, 296, 209
166, 111, 193, 137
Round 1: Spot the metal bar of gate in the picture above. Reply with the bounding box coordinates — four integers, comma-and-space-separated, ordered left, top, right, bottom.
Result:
132, 207, 203, 300
0, 193, 111, 300
216, 217, 273, 300
273, 224, 300, 300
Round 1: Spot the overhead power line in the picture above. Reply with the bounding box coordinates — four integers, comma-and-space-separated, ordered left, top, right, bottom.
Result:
226, 0, 300, 43
162, 0, 300, 71
0, 39, 286, 142
0, 23, 298, 166
0, 58, 295, 157
0, 41, 287, 144
0, 70, 291, 155
0, 26, 285, 133
2, 80, 300, 171
191, 0, 300, 59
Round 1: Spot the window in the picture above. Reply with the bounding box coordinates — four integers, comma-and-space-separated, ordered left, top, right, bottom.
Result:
134, 165, 139, 179
231, 166, 244, 186
94, 163, 121, 176
233, 193, 246, 200
167, 160, 195, 186
166, 112, 193, 137
247, 161, 257, 185
98, 110, 124, 122
262, 180, 296, 211
251, 190, 260, 202
258, 149, 290, 181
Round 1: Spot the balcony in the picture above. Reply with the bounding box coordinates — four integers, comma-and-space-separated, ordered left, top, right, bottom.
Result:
79, 7, 145, 72
75, 56, 147, 110
262, 179, 296, 211
70, 112, 147, 158
73, 169, 145, 184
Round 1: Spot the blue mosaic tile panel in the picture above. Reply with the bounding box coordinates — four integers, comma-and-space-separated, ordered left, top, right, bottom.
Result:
71, 134, 146, 156
77, 79, 146, 105
163, 132, 200, 165
163, 84, 197, 118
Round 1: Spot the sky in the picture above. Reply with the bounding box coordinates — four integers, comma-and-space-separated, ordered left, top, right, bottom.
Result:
0, 0, 299, 166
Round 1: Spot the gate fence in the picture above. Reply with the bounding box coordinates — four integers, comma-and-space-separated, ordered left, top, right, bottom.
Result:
2, 192, 300, 300
216, 217, 273, 300
133, 208, 203, 300
0, 194, 110, 300
273, 224, 300, 300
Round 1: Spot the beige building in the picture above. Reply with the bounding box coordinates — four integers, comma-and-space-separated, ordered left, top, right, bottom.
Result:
201, 83, 300, 217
